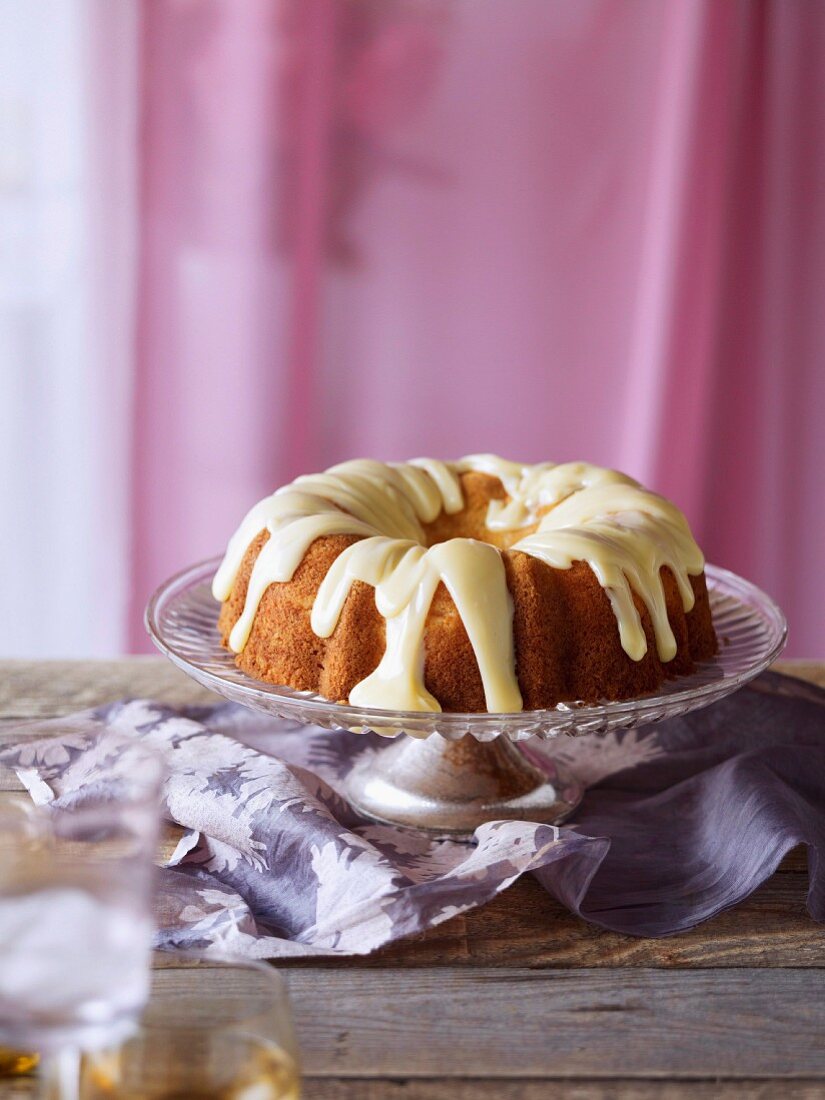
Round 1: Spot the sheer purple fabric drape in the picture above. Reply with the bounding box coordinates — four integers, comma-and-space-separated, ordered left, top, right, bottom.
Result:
131, 0, 825, 655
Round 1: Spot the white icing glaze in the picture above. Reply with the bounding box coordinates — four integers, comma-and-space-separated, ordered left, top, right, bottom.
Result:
213, 456, 706, 713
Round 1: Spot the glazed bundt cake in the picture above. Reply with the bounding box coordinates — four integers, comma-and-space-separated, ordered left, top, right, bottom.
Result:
213, 456, 717, 714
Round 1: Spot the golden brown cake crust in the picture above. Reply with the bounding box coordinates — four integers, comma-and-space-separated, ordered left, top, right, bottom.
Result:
217, 470, 717, 711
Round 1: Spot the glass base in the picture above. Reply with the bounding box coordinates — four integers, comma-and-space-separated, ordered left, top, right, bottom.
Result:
343, 733, 583, 834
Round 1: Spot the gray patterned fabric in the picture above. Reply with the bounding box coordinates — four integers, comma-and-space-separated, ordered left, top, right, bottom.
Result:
4, 671, 824, 956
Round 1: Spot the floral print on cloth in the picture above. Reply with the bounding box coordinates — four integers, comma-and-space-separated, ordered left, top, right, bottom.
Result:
4, 672, 825, 957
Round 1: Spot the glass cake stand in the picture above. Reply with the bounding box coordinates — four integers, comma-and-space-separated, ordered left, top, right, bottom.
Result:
146, 559, 787, 833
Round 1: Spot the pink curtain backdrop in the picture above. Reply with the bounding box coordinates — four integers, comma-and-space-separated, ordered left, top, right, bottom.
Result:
130, 0, 825, 657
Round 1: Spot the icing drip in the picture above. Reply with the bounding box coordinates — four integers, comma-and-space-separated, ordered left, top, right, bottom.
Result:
512, 484, 702, 662
311, 536, 521, 712
213, 456, 706, 713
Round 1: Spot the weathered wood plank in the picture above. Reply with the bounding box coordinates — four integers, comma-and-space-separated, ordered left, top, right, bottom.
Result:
779, 846, 810, 873
149, 966, 825, 1078
0, 658, 216, 719
773, 660, 825, 689
9, 1078, 796, 1099
7, 1077, 825, 1099
302, 1082, 825, 1100
0, 659, 213, 789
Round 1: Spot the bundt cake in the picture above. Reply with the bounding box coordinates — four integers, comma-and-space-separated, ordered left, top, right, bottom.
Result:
213, 456, 717, 714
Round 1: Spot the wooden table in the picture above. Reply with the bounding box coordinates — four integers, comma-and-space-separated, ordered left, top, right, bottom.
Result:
1, 658, 824, 1099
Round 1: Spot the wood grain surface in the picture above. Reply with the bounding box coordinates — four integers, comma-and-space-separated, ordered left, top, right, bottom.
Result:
0, 657, 822, 1099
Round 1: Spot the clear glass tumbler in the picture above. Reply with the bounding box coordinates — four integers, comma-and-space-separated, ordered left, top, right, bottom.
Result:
0, 732, 165, 1094
79, 956, 301, 1099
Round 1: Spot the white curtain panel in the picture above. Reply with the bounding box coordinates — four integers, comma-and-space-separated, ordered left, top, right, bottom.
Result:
0, 0, 138, 656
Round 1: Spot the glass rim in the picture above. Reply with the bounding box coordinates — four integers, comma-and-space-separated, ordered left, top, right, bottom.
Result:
140, 952, 292, 1033
150, 949, 288, 980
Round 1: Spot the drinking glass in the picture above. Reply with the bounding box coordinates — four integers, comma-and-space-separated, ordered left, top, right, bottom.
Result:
79, 956, 301, 1099
0, 732, 165, 1095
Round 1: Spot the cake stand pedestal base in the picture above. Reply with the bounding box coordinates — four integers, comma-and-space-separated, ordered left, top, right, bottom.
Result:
343, 733, 583, 834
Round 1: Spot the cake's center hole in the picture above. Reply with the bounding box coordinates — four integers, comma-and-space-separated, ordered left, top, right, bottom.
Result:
422, 508, 537, 551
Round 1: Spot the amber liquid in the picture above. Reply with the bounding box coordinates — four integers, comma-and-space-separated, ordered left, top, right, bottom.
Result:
0, 1046, 39, 1076
80, 1033, 300, 1100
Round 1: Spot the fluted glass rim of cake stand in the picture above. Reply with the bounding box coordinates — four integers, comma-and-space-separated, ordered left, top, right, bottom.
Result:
145, 558, 787, 742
